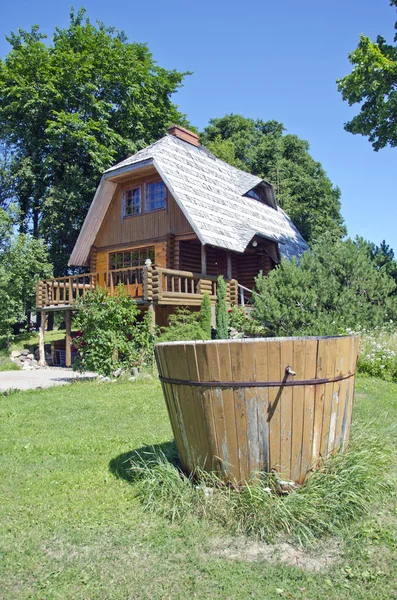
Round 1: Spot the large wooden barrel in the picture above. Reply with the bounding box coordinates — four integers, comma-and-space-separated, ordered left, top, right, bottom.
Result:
154, 336, 359, 485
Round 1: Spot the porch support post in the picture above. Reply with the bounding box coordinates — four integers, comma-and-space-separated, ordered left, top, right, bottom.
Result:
39, 310, 46, 367
201, 244, 207, 276
65, 309, 72, 368
227, 251, 232, 280
148, 302, 156, 331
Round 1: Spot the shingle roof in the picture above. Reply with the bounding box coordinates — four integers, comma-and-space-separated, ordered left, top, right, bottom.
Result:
70, 134, 308, 266
106, 134, 308, 257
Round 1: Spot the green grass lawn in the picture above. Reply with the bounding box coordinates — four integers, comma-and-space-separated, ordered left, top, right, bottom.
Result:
0, 376, 396, 599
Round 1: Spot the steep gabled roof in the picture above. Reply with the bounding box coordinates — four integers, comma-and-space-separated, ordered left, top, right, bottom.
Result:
69, 134, 308, 266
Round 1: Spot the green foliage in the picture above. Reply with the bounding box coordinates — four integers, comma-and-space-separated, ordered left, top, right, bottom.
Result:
0, 9, 190, 273
252, 235, 397, 337
73, 285, 153, 375
337, 2, 397, 150
228, 305, 265, 338
215, 276, 229, 339
356, 237, 397, 290
201, 114, 345, 243
353, 324, 397, 381
157, 307, 209, 342
199, 292, 212, 339
0, 218, 52, 346
130, 428, 392, 546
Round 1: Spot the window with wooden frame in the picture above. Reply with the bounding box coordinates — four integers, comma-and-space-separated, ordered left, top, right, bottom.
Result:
122, 187, 141, 217
108, 246, 155, 284
145, 181, 166, 212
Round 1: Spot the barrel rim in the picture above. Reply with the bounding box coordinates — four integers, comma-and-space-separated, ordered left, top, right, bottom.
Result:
154, 334, 360, 348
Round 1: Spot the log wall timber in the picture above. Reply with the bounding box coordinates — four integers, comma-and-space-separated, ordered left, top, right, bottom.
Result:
94, 173, 192, 250
89, 247, 97, 273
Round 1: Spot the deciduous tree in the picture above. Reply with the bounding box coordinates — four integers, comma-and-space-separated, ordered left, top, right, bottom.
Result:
0, 9, 190, 274
337, 1, 397, 150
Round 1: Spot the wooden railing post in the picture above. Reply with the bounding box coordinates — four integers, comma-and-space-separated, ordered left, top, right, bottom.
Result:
143, 260, 153, 301
152, 268, 163, 300
36, 281, 43, 309
39, 310, 46, 367
65, 309, 72, 368
229, 279, 238, 305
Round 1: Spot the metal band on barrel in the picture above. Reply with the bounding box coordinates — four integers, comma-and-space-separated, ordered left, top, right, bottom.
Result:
158, 372, 356, 389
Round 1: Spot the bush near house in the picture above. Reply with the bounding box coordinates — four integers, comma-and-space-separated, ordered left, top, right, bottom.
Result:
252, 235, 397, 337
73, 285, 153, 376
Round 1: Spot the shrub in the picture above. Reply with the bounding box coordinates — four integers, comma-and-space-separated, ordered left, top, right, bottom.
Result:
73, 285, 153, 376
215, 276, 229, 339
228, 305, 265, 338
199, 292, 212, 339
252, 235, 397, 337
157, 307, 209, 342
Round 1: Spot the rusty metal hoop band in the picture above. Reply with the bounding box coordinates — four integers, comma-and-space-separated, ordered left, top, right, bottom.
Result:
158, 372, 356, 389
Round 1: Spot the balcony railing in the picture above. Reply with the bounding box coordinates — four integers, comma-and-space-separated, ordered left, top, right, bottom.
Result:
36, 265, 238, 309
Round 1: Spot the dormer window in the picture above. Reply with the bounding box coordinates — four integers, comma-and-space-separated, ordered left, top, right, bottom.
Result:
245, 183, 277, 209
122, 181, 167, 218
145, 182, 166, 212
123, 187, 141, 216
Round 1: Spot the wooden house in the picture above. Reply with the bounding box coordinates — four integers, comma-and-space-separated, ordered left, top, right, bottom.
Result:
36, 125, 308, 365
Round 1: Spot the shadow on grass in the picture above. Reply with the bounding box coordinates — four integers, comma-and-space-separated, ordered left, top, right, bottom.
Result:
109, 440, 180, 483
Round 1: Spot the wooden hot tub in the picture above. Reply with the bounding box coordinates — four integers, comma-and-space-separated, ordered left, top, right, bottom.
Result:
154, 336, 359, 485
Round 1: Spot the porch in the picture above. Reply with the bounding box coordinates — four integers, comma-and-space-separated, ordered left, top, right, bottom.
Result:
35, 264, 246, 368
35, 263, 241, 310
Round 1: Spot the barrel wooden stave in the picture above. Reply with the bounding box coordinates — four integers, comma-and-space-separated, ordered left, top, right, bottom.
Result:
155, 336, 359, 485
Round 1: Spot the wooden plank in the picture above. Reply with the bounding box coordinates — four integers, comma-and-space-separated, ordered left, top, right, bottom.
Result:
280, 339, 294, 480
215, 342, 240, 482
242, 340, 260, 477
341, 336, 359, 451
295, 338, 317, 483
319, 337, 337, 459
156, 345, 191, 472
193, 343, 220, 472
267, 340, 281, 474
252, 340, 270, 474
229, 340, 249, 483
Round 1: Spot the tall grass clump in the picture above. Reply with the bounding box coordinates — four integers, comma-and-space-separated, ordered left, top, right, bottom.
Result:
130, 428, 393, 545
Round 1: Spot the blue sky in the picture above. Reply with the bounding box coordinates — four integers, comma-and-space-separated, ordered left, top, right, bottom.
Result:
1, 0, 396, 252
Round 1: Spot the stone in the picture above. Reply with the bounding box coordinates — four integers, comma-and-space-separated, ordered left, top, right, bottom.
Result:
27, 354, 34, 360
131, 367, 139, 377
19, 349, 29, 356
10, 351, 20, 359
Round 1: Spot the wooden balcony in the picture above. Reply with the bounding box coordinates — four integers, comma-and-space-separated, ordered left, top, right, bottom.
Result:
36, 265, 239, 310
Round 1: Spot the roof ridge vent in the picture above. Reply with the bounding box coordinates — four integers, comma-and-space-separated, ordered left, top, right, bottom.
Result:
168, 124, 199, 147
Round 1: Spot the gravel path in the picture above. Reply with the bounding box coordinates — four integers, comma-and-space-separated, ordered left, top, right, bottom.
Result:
0, 368, 97, 392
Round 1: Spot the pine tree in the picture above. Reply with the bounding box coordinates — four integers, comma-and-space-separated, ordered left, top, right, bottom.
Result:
215, 276, 229, 339
199, 292, 212, 339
